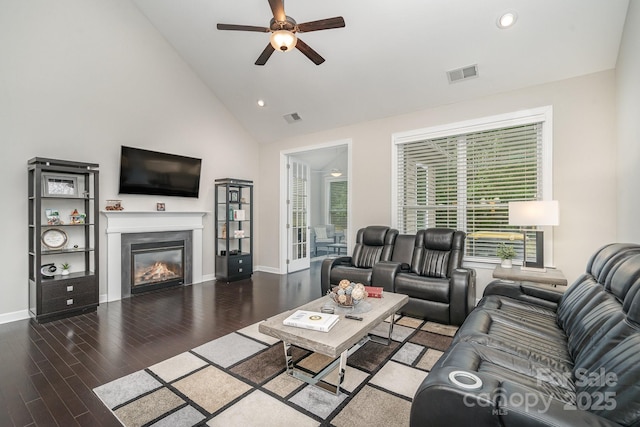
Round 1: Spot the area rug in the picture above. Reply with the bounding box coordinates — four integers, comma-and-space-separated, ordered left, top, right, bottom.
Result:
93, 315, 457, 427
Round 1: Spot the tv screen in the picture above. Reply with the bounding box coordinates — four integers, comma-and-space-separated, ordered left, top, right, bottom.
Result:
118, 146, 202, 198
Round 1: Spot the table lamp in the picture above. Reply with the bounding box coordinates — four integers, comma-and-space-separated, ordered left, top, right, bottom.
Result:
508, 200, 559, 271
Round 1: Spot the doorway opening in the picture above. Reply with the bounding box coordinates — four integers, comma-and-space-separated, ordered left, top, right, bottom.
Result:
280, 140, 351, 273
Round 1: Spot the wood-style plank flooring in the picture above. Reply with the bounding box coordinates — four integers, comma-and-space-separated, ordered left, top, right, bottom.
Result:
0, 262, 323, 426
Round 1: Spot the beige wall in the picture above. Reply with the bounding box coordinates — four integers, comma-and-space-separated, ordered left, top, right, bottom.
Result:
617, 0, 640, 241
258, 70, 618, 294
0, 0, 259, 320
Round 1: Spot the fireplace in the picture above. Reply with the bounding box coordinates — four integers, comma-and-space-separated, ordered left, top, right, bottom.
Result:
130, 240, 185, 294
120, 230, 193, 298
103, 211, 205, 302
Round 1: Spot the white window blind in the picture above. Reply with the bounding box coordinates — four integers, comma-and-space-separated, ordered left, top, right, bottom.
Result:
327, 179, 348, 230
396, 121, 544, 260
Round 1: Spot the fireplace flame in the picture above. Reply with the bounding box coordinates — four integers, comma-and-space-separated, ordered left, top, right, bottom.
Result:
135, 261, 180, 285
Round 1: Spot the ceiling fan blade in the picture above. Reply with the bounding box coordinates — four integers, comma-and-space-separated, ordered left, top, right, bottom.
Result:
217, 23, 270, 32
268, 0, 286, 22
297, 16, 345, 33
255, 43, 276, 66
295, 38, 325, 65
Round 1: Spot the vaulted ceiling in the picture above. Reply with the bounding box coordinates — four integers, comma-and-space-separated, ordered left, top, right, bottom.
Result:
132, 0, 629, 144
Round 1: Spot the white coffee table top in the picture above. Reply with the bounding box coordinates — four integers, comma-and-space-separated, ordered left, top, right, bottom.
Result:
258, 292, 409, 358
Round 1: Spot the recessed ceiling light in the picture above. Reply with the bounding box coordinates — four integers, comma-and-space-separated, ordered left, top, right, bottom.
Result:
497, 11, 517, 29
257, 99, 266, 107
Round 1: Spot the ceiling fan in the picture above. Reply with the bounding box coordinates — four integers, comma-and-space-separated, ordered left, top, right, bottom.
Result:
216, 0, 345, 66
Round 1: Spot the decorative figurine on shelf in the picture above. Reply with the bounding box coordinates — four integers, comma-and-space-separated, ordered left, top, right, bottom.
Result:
69, 209, 85, 224
106, 200, 124, 211
221, 223, 227, 238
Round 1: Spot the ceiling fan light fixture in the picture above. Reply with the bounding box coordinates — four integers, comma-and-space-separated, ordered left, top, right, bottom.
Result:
270, 30, 297, 52
330, 169, 342, 177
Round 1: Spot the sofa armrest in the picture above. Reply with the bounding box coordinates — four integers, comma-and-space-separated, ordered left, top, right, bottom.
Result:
484, 280, 563, 309
449, 268, 477, 326
372, 261, 401, 292
410, 366, 502, 427
320, 256, 353, 294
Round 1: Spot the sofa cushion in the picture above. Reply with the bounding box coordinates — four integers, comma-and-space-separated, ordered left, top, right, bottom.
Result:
352, 245, 383, 268
314, 226, 328, 239
395, 273, 449, 303
413, 249, 450, 278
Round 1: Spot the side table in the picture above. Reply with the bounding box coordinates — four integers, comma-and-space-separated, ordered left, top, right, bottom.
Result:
327, 243, 348, 255
492, 265, 568, 287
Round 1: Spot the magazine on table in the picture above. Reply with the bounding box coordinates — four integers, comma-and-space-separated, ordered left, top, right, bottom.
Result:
283, 310, 339, 332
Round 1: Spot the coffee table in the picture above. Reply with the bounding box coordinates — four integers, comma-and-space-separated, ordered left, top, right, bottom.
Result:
259, 292, 408, 394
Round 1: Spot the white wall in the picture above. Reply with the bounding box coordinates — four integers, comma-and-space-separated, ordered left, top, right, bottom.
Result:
259, 70, 618, 296
617, 0, 640, 241
0, 0, 259, 320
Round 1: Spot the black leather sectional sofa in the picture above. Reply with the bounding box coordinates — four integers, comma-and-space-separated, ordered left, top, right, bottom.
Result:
410, 243, 640, 426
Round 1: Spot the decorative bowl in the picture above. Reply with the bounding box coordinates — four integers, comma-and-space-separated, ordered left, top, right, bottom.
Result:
327, 280, 368, 307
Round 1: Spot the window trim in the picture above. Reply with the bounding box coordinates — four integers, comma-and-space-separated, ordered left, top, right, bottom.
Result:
391, 106, 554, 265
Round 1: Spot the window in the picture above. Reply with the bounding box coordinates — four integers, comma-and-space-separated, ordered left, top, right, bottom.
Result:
393, 107, 553, 262
326, 178, 348, 231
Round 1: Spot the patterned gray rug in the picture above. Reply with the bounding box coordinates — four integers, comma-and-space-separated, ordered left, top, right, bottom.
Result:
93, 315, 457, 427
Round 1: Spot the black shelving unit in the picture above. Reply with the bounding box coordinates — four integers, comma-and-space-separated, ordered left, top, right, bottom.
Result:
28, 157, 99, 322
215, 178, 253, 282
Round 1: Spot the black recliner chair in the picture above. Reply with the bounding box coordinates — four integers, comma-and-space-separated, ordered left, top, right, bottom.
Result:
373, 228, 476, 326
320, 225, 398, 294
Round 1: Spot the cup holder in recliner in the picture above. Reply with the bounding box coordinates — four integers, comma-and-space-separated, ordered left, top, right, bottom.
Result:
448, 370, 483, 390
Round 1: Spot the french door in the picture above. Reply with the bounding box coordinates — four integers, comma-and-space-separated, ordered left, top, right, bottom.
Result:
287, 157, 310, 272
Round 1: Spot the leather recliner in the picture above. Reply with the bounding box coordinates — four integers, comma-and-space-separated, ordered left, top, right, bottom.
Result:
373, 228, 476, 326
320, 225, 398, 295
410, 243, 640, 427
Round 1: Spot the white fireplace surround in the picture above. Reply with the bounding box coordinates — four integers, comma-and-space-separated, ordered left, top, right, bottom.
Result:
102, 211, 206, 302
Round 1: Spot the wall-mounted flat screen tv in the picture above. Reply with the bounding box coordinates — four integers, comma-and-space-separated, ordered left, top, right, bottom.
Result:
118, 146, 202, 198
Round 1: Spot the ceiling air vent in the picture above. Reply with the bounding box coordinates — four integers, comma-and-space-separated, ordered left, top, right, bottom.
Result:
283, 112, 302, 124
447, 64, 479, 84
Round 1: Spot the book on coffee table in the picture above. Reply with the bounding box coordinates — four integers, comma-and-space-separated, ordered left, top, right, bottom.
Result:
364, 286, 383, 298
283, 310, 339, 332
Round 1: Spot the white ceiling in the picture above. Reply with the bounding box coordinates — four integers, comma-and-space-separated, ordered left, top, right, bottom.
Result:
132, 0, 629, 144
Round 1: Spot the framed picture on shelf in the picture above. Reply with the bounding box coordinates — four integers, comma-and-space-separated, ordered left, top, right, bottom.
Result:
41, 228, 68, 249
42, 173, 78, 197
45, 208, 61, 225
229, 190, 239, 202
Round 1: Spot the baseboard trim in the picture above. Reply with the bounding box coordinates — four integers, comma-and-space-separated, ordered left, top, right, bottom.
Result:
255, 265, 283, 274
0, 309, 30, 325
201, 274, 216, 282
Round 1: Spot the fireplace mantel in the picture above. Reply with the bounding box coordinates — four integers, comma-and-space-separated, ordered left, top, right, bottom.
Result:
102, 211, 207, 301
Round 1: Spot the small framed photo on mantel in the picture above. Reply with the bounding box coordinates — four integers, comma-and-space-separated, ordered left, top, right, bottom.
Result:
156, 202, 165, 211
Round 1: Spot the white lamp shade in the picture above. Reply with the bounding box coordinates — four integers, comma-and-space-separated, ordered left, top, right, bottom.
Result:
508, 200, 559, 226
270, 30, 297, 52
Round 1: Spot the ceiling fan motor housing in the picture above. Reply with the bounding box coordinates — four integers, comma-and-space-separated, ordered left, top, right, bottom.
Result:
270, 16, 297, 32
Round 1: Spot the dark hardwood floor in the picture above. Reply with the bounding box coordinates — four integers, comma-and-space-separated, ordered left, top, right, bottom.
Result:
0, 262, 323, 426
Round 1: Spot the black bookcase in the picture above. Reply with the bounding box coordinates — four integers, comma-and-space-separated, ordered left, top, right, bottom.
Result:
28, 158, 99, 322
215, 178, 253, 282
